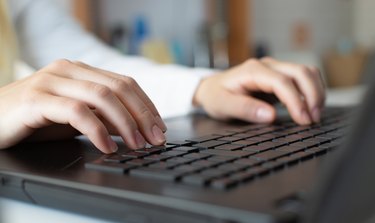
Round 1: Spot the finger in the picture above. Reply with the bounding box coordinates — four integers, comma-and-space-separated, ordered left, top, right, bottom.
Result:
43, 74, 148, 149
28, 93, 117, 154
238, 61, 312, 125
52, 60, 166, 144
261, 58, 325, 122
218, 91, 276, 123
72, 61, 167, 131
45, 60, 166, 146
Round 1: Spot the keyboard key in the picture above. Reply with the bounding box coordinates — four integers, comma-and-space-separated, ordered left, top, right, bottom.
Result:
289, 141, 320, 149
166, 157, 194, 165
152, 144, 176, 151
206, 155, 236, 163
319, 142, 340, 151
212, 130, 235, 136
143, 154, 171, 161
135, 147, 163, 155
190, 160, 217, 168
103, 154, 132, 163
292, 151, 314, 160
182, 174, 212, 186
183, 153, 211, 160
307, 129, 325, 136
200, 149, 256, 158
234, 158, 264, 167
252, 150, 288, 161
217, 163, 247, 172
232, 132, 259, 138
258, 141, 288, 149
148, 161, 177, 169
172, 146, 199, 153
232, 140, 258, 147
126, 159, 155, 166
302, 137, 330, 145
229, 167, 262, 182
215, 144, 243, 151
193, 140, 227, 149
276, 145, 305, 153
122, 151, 147, 159
277, 156, 300, 166
217, 136, 243, 142
160, 150, 188, 157
167, 141, 192, 146
130, 168, 184, 181
200, 169, 227, 178
305, 147, 328, 156
242, 144, 273, 153
85, 159, 136, 174
173, 165, 202, 174
186, 135, 221, 143
211, 177, 238, 190
261, 160, 285, 170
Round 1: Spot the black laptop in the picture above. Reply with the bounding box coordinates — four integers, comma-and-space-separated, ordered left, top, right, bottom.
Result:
0, 81, 373, 222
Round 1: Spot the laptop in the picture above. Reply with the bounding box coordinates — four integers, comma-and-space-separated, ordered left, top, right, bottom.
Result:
0, 81, 372, 222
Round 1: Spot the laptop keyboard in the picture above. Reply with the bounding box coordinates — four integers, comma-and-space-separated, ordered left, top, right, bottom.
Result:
85, 108, 351, 190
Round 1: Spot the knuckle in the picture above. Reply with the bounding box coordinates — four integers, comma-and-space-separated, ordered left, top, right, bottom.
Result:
47, 59, 73, 71
138, 106, 153, 119
277, 75, 292, 86
73, 61, 86, 67
111, 78, 128, 92
245, 58, 259, 67
310, 66, 319, 73
298, 65, 311, 75
310, 66, 322, 77
68, 101, 87, 117
91, 83, 113, 99
123, 76, 137, 87
29, 72, 50, 87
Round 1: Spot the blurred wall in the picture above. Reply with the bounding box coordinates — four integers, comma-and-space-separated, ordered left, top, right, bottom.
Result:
354, 0, 375, 49
252, 0, 353, 55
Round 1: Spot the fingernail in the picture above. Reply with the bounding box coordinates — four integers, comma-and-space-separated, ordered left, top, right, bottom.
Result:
301, 110, 312, 125
135, 130, 146, 148
152, 125, 166, 144
256, 107, 273, 122
156, 116, 167, 132
107, 136, 118, 153
311, 107, 321, 123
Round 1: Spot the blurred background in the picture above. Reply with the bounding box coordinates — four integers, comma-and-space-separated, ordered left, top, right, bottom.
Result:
57, 0, 375, 92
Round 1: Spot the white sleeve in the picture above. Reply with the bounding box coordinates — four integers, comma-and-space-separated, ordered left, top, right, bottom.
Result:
9, 0, 214, 118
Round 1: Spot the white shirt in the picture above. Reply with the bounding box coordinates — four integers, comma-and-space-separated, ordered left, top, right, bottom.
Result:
7, 0, 214, 119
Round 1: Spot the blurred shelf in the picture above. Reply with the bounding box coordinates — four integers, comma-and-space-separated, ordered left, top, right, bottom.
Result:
73, 0, 252, 67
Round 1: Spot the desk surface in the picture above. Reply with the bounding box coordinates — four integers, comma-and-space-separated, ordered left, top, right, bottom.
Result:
0, 86, 366, 223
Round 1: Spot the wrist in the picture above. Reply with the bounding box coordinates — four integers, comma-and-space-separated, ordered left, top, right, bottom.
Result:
192, 77, 208, 108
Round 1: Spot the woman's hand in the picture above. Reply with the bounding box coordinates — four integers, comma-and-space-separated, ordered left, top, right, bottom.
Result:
193, 57, 326, 125
0, 59, 167, 153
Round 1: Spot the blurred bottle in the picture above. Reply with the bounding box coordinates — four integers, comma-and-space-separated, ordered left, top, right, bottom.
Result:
129, 16, 149, 55
109, 24, 128, 54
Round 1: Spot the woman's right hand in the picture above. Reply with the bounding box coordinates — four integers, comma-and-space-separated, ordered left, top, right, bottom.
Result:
0, 59, 167, 154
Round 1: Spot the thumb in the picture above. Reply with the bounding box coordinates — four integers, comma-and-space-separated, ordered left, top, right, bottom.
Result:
222, 92, 276, 123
